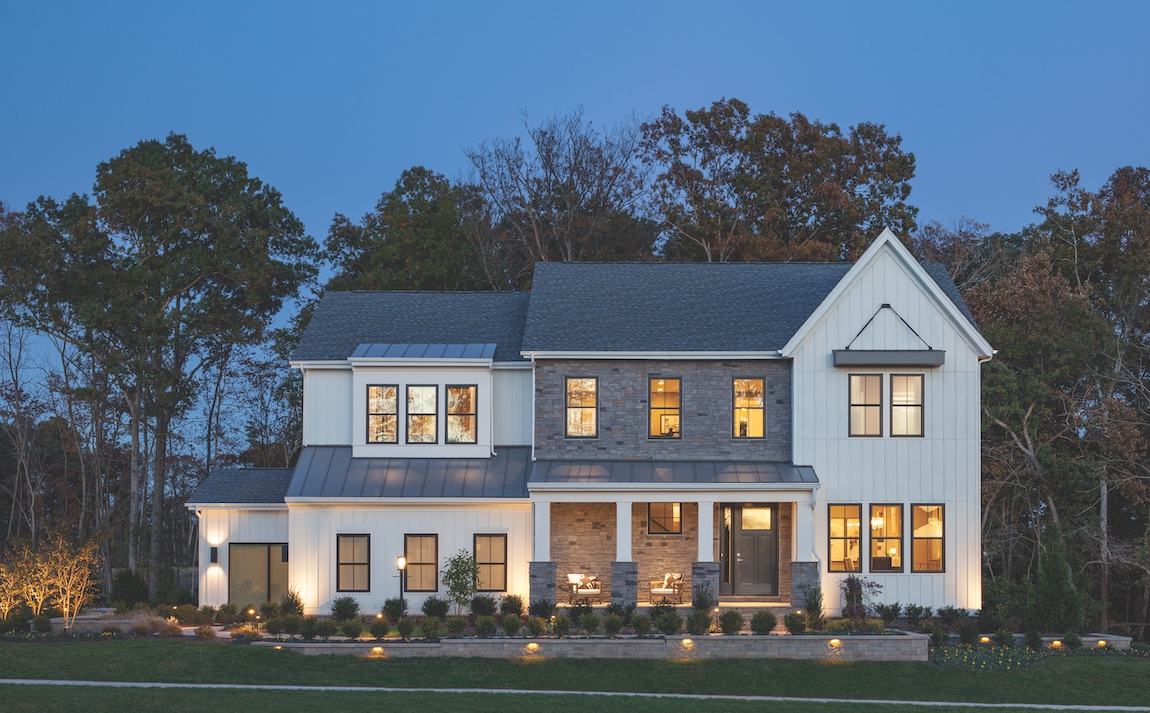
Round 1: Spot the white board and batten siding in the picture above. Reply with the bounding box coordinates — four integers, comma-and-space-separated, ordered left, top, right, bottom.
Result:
288, 503, 532, 616
302, 368, 353, 446
789, 245, 985, 614
196, 509, 290, 607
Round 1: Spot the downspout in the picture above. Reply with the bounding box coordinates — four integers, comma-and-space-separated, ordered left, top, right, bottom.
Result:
809, 488, 822, 569
489, 361, 497, 457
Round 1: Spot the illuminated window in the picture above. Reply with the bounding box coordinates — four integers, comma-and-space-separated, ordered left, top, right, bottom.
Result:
565, 377, 598, 438
404, 534, 438, 592
446, 385, 477, 443
474, 534, 507, 591
829, 504, 861, 572
406, 385, 437, 443
367, 385, 398, 444
849, 375, 882, 437
733, 378, 765, 438
649, 377, 681, 438
891, 375, 924, 437
648, 503, 682, 534
869, 504, 903, 572
912, 505, 944, 572
336, 535, 370, 592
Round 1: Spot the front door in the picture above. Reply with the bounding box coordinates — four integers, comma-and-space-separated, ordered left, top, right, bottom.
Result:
720, 504, 778, 596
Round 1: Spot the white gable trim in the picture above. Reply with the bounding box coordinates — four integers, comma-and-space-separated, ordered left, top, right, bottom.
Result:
779, 228, 993, 359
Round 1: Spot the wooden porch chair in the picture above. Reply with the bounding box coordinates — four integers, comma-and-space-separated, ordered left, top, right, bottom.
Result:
566, 573, 602, 603
648, 572, 685, 603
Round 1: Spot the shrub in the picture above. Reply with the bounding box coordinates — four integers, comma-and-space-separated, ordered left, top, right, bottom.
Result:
382, 597, 408, 623
500, 595, 525, 618
158, 617, 184, 638
470, 595, 497, 617
603, 613, 623, 637
110, 569, 149, 607
370, 620, 390, 640
314, 619, 339, 641
395, 617, 415, 641
446, 616, 467, 637
282, 615, 301, 637
874, 602, 901, 626
501, 613, 522, 636
719, 610, 745, 636
992, 629, 1014, 647
783, 612, 806, 635
330, 596, 360, 622
299, 617, 317, 641
280, 588, 305, 618
1064, 631, 1082, 649
421, 616, 441, 640
750, 611, 777, 635
265, 618, 284, 637
930, 627, 949, 646
33, 615, 53, 633
656, 611, 683, 636
566, 598, 594, 621
825, 617, 884, 634
341, 619, 364, 639
804, 584, 825, 630
217, 603, 239, 626
957, 620, 980, 645
904, 604, 931, 629
604, 602, 637, 626
175, 604, 198, 624
647, 600, 674, 623
936, 605, 967, 630
552, 615, 571, 637
194, 625, 216, 640
1025, 630, 1044, 649
686, 610, 711, 635
1026, 527, 1084, 634
692, 581, 717, 612
631, 614, 652, 636
130, 614, 160, 636
526, 616, 547, 637
839, 575, 881, 622
259, 601, 281, 622
475, 615, 497, 637
529, 598, 555, 619
195, 605, 216, 626
422, 596, 449, 619
578, 612, 600, 635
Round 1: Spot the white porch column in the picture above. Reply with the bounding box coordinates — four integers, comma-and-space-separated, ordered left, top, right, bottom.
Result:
533, 501, 551, 561
616, 501, 632, 562
696, 501, 715, 562
794, 493, 816, 561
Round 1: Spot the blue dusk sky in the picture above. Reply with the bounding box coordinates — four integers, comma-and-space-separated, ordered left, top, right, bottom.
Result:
2, 1, 1148, 250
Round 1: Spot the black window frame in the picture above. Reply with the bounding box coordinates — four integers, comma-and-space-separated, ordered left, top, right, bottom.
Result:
890, 374, 925, 438
868, 503, 904, 573
336, 534, 370, 593
849, 374, 883, 437
828, 503, 862, 573
647, 503, 682, 535
648, 376, 682, 439
732, 377, 766, 439
473, 533, 508, 592
227, 542, 289, 604
366, 384, 399, 444
403, 533, 439, 592
446, 384, 479, 444
564, 376, 599, 439
405, 385, 438, 444
911, 503, 945, 573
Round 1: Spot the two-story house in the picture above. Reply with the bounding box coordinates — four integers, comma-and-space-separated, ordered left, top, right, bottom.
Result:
187, 229, 993, 615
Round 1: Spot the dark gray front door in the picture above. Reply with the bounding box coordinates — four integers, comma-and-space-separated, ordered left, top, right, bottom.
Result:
732, 505, 778, 596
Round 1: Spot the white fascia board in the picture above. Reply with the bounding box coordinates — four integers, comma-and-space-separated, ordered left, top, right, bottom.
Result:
346, 357, 493, 368
780, 228, 993, 359
520, 351, 783, 360
185, 503, 288, 511
285, 497, 531, 507
290, 360, 352, 370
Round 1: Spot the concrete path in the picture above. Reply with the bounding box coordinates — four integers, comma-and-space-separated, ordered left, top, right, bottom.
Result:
1, 678, 1147, 711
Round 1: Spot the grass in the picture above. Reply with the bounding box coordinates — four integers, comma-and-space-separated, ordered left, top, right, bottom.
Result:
0, 686, 1083, 713
0, 639, 1147, 707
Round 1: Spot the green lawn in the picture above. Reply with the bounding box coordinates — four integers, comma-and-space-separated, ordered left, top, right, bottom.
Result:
0, 639, 1147, 707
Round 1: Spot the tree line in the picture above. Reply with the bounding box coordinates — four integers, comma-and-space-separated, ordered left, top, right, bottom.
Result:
0, 98, 1147, 640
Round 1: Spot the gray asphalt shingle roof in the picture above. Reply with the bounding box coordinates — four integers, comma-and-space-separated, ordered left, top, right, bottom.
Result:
291, 291, 530, 363
187, 467, 294, 505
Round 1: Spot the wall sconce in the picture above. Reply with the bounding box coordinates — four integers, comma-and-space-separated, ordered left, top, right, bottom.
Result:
397, 555, 407, 592
209, 547, 218, 564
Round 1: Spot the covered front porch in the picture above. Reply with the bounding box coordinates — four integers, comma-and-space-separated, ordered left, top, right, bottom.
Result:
526, 459, 822, 608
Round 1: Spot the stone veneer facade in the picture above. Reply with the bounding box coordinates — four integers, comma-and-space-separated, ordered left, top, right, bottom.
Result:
534, 360, 791, 461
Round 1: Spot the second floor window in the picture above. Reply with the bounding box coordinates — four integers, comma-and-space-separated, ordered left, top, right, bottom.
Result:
407, 385, 437, 443
849, 375, 882, 437
565, 377, 598, 438
733, 378, 765, 438
891, 375, 924, 437
446, 385, 477, 443
366, 385, 398, 444
649, 377, 681, 438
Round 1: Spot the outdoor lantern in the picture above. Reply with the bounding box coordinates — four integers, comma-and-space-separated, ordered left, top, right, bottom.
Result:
397, 555, 407, 591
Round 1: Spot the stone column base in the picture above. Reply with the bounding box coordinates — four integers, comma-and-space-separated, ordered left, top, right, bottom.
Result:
610, 561, 638, 607
692, 561, 720, 607
790, 561, 820, 606
529, 561, 557, 606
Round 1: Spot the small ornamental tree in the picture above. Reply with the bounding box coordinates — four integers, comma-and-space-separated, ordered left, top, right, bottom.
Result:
42, 534, 101, 630
13, 544, 52, 616
441, 549, 480, 616
0, 563, 22, 619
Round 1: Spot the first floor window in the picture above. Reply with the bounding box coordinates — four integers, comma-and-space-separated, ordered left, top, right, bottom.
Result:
447, 385, 477, 443
912, 504, 944, 572
850, 374, 882, 436
404, 534, 438, 592
337, 535, 370, 592
649, 377, 681, 438
891, 375, 924, 437
228, 543, 288, 605
869, 504, 903, 572
407, 385, 437, 443
474, 534, 507, 591
829, 504, 861, 572
733, 378, 765, 438
565, 377, 598, 437
367, 385, 398, 443
648, 503, 682, 534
